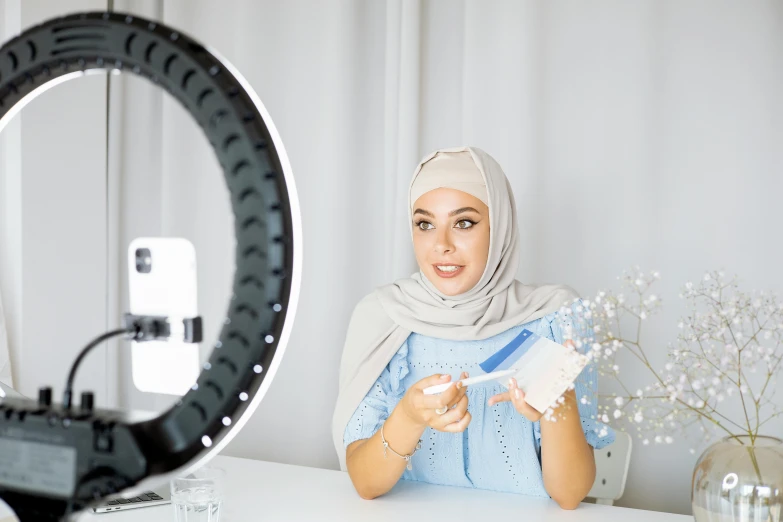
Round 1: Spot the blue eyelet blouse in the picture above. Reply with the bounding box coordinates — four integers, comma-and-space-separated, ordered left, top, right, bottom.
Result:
343, 302, 615, 497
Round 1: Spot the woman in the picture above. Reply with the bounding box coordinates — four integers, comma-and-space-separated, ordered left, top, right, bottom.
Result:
332, 146, 614, 509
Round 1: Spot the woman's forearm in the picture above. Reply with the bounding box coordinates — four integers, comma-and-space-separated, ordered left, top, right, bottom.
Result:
539, 390, 596, 509
345, 404, 426, 500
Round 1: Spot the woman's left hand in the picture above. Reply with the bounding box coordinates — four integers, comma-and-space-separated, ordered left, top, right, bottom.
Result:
487, 378, 542, 422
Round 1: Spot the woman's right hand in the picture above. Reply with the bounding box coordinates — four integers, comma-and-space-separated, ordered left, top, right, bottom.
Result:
399, 372, 472, 433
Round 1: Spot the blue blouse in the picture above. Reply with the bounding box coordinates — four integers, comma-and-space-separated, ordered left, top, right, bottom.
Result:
343, 304, 615, 497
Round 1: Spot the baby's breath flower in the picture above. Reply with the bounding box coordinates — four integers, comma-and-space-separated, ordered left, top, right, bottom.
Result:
560, 267, 782, 454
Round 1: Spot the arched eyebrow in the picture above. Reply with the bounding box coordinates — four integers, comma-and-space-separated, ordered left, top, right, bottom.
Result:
413, 207, 481, 218
449, 207, 480, 217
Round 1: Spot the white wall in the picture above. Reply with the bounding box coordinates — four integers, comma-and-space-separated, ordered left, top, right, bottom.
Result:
0, 0, 115, 407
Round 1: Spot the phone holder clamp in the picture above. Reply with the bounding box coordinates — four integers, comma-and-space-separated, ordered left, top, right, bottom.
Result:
123, 314, 204, 344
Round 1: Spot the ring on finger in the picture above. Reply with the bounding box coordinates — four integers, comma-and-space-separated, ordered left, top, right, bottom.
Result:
435, 406, 448, 415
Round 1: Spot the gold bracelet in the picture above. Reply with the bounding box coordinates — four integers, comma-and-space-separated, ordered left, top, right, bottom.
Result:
380, 423, 422, 471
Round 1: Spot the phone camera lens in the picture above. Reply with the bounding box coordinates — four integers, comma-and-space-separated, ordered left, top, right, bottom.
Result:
135, 248, 152, 273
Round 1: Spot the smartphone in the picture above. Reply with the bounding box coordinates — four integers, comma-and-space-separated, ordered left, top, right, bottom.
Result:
128, 237, 200, 395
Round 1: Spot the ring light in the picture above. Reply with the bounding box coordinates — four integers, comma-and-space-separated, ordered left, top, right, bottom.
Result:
0, 11, 301, 521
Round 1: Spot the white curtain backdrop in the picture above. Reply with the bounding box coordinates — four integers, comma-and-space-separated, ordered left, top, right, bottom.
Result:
0, 294, 12, 388
113, 0, 783, 515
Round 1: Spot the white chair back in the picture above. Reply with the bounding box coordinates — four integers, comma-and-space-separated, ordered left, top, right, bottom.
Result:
587, 431, 632, 505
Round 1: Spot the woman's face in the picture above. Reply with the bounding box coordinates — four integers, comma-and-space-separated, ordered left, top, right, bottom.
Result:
412, 188, 490, 296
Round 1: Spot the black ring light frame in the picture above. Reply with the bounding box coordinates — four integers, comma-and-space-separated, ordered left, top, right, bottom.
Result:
0, 11, 301, 521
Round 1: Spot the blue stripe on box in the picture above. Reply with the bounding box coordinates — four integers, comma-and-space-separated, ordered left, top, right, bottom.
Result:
479, 329, 540, 373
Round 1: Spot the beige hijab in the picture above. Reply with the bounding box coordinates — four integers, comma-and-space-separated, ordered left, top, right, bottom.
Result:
332, 146, 578, 470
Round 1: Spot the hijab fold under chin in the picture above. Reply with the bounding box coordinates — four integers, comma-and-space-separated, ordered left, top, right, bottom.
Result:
332, 146, 578, 470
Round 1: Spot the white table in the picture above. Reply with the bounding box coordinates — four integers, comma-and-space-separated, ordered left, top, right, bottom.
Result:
71, 455, 694, 521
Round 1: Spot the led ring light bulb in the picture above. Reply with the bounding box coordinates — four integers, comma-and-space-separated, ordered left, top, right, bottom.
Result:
0, 11, 301, 521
